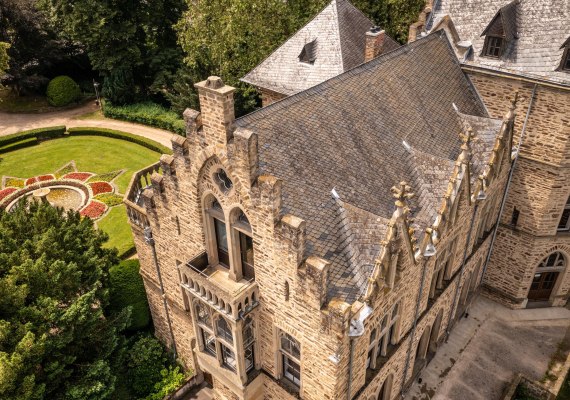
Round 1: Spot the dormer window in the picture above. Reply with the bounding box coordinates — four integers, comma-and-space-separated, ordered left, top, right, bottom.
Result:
480, 0, 518, 59
299, 39, 317, 64
483, 36, 504, 58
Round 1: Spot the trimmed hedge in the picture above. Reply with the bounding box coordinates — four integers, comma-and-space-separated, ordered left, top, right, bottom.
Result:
0, 137, 39, 153
109, 260, 151, 331
46, 76, 81, 107
103, 102, 186, 136
0, 126, 67, 149
67, 127, 171, 154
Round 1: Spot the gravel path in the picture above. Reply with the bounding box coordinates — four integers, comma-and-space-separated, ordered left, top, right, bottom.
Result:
0, 102, 174, 148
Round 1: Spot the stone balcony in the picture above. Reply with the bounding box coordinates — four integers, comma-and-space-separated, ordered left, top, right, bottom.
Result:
124, 162, 161, 230
179, 251, 259, 321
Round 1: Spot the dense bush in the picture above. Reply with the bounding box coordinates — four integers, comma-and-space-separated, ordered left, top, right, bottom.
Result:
127, 336, 168, 396
109, 260, 150, 331
103, 101, 185, 135
0, 126, 66, 149
46, 75, 81, 106
0, 137, 39, 153
144, 366, 186, 400
68, 127, 172, 154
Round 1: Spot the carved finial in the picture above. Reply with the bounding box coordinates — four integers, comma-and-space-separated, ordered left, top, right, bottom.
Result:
391, 181, 414, 208
505, 91, 519, 121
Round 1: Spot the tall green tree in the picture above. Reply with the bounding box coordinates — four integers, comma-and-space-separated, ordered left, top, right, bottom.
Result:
0, 42, 8, 76
0, 202, 129, 400
46, 0, 185, 105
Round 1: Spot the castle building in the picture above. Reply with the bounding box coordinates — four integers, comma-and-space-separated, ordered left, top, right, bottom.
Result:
411, 0, 570, 309
126, 31, 520, 400
241, 0, 399, 107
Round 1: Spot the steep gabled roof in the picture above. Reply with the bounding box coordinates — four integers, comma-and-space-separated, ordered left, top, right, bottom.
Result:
431, 0, 570, 84
481, 0, 519, 41
241, 0, 375, 96
236, 32, 492, 303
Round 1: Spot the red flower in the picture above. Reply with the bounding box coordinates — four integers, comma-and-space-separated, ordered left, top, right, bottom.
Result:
37, 175, 54, 182
80, 201, 107, 219
89, 182, 113, 196
63, 172, 93, 181
0, 187, 17, 201
25, 175, 54, 186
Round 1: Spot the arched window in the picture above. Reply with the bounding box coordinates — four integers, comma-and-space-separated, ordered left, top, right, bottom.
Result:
205, 196, 229, 268
216, 317, 233, 343
557, 196, 570, 232
195, 302, 211, 328
529, 252, 566, 302
232, 209, 254, 280
367, 303, 400, 371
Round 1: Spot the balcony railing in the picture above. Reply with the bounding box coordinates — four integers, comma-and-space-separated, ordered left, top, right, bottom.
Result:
180, 251, 259, 320
124, 162, 161, 228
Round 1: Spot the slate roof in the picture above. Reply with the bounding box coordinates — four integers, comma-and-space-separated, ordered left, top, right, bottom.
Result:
236, 31, 493, 303
241, 0, 384, 96
430, 0, 570, 84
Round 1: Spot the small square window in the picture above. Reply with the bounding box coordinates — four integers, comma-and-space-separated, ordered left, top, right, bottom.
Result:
484, 36, 503, 58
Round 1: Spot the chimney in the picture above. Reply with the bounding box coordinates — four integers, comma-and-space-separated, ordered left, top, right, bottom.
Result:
365, 27, 388, 62
194, 76, 235, 146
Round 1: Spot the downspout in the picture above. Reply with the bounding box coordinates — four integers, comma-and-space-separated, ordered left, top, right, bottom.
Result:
400, 250, 431, 397
446, 200, 480, 339
145, 226, 178, 360
481, 84, 538, 281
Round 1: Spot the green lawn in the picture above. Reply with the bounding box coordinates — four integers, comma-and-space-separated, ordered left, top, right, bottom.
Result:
98, 205, 134, 257
0, 135, 160, 257
0, 135, 159, 193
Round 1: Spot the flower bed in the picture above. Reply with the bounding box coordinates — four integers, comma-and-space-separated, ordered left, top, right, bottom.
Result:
89, 181, 113, 196
80, 200, 107, 219
0, 188, 17, 201
64, 172, 93, 181
25, 174, 55, 186
95, 193, 124, 207
5, 178, 24, 188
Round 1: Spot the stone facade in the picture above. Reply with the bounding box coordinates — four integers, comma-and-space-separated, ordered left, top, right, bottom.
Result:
125, 60, 517, 399
463, 69, 570, 309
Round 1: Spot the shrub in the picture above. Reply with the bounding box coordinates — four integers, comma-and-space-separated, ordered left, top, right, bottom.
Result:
109, 260, 150, 331
144, 366, 186, 400
0, 137, 38, 153
67, 127, 171, 154
102, 101, 185, 135
46, 76, 81, 107
95, 193, 124, 207
127, 336, 167, 397
0, 126, 66, 148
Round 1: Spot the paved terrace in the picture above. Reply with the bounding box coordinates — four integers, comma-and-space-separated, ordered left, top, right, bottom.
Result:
406, 296, 570, 400
0, 102, 174, 148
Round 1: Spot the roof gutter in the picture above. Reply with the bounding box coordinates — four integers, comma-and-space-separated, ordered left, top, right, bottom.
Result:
480, 84, 538, 287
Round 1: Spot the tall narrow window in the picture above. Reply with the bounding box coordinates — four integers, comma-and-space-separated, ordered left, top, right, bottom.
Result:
240, 232, 254, 279
367, 303, 400, 371
201, 328, 216, 356
284, 281, 290, 301
214, 218, 230, 267
557, 197, 570, 232
243, 316, 255, 373
221, 344, 237, 371
216, 317, 233, 343
280, 332, 301, 387
511, 207, 520, 227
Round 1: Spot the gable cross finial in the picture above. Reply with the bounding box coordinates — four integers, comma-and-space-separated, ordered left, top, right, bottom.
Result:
391, 181, 414, 209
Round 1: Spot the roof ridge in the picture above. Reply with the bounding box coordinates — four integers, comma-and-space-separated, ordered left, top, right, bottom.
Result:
237, 31, 448, 126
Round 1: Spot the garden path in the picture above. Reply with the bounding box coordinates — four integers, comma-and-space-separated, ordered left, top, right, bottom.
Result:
0, 102, 174, 148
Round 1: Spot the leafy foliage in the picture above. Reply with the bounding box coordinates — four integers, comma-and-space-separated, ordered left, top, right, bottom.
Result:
109, 260, 150, 331
0, 41, 9, 78
127, 336, 168, 396
144, 366, 186, 400
46, 76, 81, 107
0, 202, 129, 399
103, 101, 185, 135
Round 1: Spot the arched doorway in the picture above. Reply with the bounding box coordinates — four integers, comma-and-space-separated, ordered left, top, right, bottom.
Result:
528, 252, 566, 302
412, 326, 432, 376
429, 309, 444, 354
376, 374, 393, 400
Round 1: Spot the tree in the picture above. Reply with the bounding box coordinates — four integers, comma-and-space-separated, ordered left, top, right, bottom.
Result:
0, 41, 8, 77
0, 202, 129, 400
45, 0, 185, 104
176, 0, 325, 116
0, 0, 87, 95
